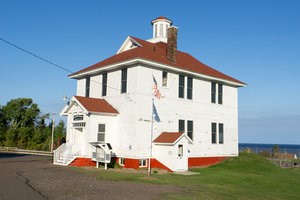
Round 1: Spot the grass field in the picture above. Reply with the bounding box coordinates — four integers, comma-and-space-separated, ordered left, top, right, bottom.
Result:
79, 153, 300, 199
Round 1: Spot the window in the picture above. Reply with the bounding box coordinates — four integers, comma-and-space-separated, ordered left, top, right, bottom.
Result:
121, 68, 127, 93
212, 122, 224, 144
97, 124, 105, 142
155, 24, 158, 37
159, 24, 163, 37
179, 119, 185, 133
73, 122, 86, 128
212, 123, 217, 144
162, 71, 168, 87
211, 82, 216, 103
219, 123, 224, 144
139, 159, 147, 167
178, 144, 183, 158
85, 77, 90, 97
73, 115, 83, 121
187, 120, 193, 140
218, 84, 223, 104
178, 75, 185, 98
102, 73, 107, 96
187, 77, 193, 100
119, 158, 125, 166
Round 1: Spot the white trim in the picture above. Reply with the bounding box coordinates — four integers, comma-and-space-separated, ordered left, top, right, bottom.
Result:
116, 36, 142, 54
70, 58, 246, 87
60, 96, 118, 116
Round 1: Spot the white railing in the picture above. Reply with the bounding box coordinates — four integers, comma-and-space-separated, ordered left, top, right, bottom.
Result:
53, 143, 77, 165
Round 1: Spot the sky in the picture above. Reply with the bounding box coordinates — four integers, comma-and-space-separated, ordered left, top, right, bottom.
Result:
0, 0, 299, 144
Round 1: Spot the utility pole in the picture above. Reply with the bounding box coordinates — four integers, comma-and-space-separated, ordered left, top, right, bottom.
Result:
51, 114, 55, 153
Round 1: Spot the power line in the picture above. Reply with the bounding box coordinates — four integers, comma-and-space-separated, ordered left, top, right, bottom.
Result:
0, 36, 122, 92
0, 36, 140, 93
0, 36, 73, 73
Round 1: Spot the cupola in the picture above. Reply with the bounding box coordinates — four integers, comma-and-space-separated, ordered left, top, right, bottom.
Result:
151, 16, 173, 43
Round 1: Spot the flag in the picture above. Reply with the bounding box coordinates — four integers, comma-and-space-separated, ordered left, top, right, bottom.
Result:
152, 102, 160, 122
152, 75, 162, 99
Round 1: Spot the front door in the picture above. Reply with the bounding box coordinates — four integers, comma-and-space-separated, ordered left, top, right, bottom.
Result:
73, 128, 83, 155
175, 144, 188, 171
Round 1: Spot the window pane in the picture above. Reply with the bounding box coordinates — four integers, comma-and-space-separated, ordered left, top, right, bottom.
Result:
179, 119, 185, 133
211, 82, 216, 103
178, 75, 184, 98
187, 120, 193, 140
98, 124, 105, 132
162, 71, 168, 87
121, 68, 127, 93
187, 77, 193, 100
218, 84, 223, 104
98, 133, 105, 142
102, 73, 107, 96
86, 77, 90, 97
159, 24, 163, 36
178, 144, 183, 157
73, 115, 83, 121
212, 123, 217, 144
219, 123, 224, 144
139, 159, 147, 167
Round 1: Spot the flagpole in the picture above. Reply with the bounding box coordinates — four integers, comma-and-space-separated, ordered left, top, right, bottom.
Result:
148, 98, 154, 176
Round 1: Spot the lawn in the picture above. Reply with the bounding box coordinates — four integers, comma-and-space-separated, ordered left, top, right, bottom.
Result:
78, 153, 300, 199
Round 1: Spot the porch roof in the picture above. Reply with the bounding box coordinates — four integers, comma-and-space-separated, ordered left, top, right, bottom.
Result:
153, 132, 184, 144
74, 96, 119, 114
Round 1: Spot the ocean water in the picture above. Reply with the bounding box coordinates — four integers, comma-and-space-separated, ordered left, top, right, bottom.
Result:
239, 143, 300, 158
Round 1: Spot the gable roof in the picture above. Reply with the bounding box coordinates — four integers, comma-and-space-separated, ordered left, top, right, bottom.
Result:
74, 96, 118, 114
153, 132, 192, 145
70, 36, 246, 86
153, 132, 183, 143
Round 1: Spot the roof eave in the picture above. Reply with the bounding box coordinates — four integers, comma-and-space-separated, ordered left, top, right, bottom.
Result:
153, 142, 174, 146
69, 58, 246, 87
89, 111, 119, 116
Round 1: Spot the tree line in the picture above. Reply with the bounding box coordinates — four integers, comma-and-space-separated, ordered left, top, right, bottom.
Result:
0, 98, 65, 151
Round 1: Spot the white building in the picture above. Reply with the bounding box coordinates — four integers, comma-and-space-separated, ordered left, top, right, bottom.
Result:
55, 16, 246, 172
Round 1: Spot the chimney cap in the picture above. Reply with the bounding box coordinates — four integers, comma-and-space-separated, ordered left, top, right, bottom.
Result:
151, 16, 173, 25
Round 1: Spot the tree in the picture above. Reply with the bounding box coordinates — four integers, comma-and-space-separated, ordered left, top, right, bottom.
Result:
55, 120, 66, 147
1, 98, 66, 150
2, 98, 40, 130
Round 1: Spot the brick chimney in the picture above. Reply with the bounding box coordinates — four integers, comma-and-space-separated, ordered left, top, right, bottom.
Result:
167, 26, 178, 63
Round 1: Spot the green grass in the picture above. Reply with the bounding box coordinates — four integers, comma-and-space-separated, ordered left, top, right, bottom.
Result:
76, 153, 300, 199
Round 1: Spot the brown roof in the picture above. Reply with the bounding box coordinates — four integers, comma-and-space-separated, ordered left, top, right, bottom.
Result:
74, 96, 118, 114
153, 132, 184, 144
70, 37, 245, 85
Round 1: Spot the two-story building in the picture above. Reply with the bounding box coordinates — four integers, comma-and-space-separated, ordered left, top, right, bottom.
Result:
55, 16, 246, 172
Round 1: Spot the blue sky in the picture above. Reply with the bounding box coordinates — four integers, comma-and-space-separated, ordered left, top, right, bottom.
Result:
0, 0, 299, 144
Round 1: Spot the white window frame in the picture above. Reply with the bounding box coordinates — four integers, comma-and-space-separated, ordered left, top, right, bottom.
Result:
119, 158, 125, 166
162, 71, 168, 87
97, 124, 105, 142
139, 159, 147, 167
